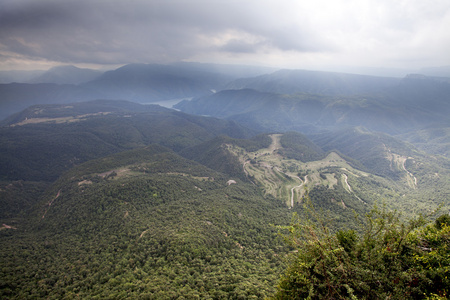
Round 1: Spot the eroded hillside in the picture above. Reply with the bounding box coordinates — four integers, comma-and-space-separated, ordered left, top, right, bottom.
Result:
222, 133, 437, 215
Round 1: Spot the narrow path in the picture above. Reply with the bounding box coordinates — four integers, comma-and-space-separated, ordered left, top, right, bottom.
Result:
402, 159, 417, 188
41, 190, 62, 219
1, 224, 17, 230
290, 175, 307, 208
343, 174, 366, 204
139, 229, 149, 239
242, 161, 249, 178
343, 174, 352, 192
242, 161, 256, 185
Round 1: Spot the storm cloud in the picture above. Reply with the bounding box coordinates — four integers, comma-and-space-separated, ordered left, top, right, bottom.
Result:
0, 0, 449, 71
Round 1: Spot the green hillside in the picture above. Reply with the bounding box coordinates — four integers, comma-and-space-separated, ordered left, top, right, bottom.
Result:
0, 100, 254, 182
1, 99, 450, 299
278, 131, 325, 162
397, 123, 450, 158
179, 134, 273, 181
0, 146, 292, 299
181, 131, 450, 220
310, 127, 416, 179
5, 136, 443, 299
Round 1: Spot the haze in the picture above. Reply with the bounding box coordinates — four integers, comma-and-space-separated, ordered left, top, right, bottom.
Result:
1, 0, 450, 75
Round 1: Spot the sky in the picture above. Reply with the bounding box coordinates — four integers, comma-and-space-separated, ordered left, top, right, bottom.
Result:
0, 0, 449, 73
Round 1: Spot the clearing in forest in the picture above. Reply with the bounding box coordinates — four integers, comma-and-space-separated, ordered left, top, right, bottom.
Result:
226, 134, 369, 207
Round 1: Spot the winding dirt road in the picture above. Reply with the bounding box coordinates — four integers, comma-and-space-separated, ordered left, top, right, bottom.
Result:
342, 174, 366, 204
402, 159, 417, 188
290, 175, 307, 207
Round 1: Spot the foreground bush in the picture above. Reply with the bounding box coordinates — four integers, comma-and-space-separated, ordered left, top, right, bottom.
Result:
273, 202, 449, 299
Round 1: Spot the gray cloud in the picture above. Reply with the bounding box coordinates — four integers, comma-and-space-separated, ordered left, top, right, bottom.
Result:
0, 0, 449, 70
219, 39, 263, 54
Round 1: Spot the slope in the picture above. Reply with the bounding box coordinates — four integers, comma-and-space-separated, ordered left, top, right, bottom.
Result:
179, 134, 273, 181
0, 82, 105, 120
396, 122, 450, 158
181, 131, 450, 220
0, 146, 291, 299
0, 100, 255, 223
175, 88, 441, 135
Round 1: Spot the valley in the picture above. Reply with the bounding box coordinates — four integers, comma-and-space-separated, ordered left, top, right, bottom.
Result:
0, 63, 449, 299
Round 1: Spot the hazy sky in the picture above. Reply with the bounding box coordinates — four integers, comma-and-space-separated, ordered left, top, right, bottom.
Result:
1, 0, 449, 72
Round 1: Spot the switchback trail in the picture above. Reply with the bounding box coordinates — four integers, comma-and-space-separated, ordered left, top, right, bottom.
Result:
290, 175, 307, 208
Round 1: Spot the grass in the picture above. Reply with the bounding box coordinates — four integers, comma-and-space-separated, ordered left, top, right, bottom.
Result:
226, 134, 373, 207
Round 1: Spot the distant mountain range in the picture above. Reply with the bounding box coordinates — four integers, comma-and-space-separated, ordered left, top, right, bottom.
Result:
225, 69, 401, 95
0, 63, 276, 119
1, 63, 449, 157
1, 63, 449, 117
175, 75, 450, 135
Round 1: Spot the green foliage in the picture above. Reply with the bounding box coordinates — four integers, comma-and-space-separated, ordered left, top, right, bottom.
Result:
0, 146, 292, 299
279, 132, 325, 162
0, 181, 49, 218
179, 136, 247, 181
233, 133, 273, 152
310, 127, 412, 179
336, 229, 358, 254
304, 184, 369, 231
435, 214, 450, 230
180, 134, 272, 181
1, 97, 450, 299
273, 201, 449, 299
0, 104, 254, 181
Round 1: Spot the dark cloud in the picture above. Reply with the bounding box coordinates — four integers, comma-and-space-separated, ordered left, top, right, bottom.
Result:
0, 0, 449, 70
0, 0, 329, 65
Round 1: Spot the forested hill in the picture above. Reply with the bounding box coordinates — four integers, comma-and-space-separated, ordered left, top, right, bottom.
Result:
0, 100, 254, 182
179, 134, 273, 181
2, 120, 449, 298
1, 145, 293, 298
2, 99, 449, 220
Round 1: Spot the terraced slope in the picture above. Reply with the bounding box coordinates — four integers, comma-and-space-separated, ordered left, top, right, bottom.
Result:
226, 134, 369, 207
220, 132, 433, 215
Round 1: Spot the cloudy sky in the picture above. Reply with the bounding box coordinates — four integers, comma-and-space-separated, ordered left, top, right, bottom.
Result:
1, 0, 449, 73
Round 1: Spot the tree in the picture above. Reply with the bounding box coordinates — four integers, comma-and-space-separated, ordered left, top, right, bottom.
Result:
272, 199, 449, 299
